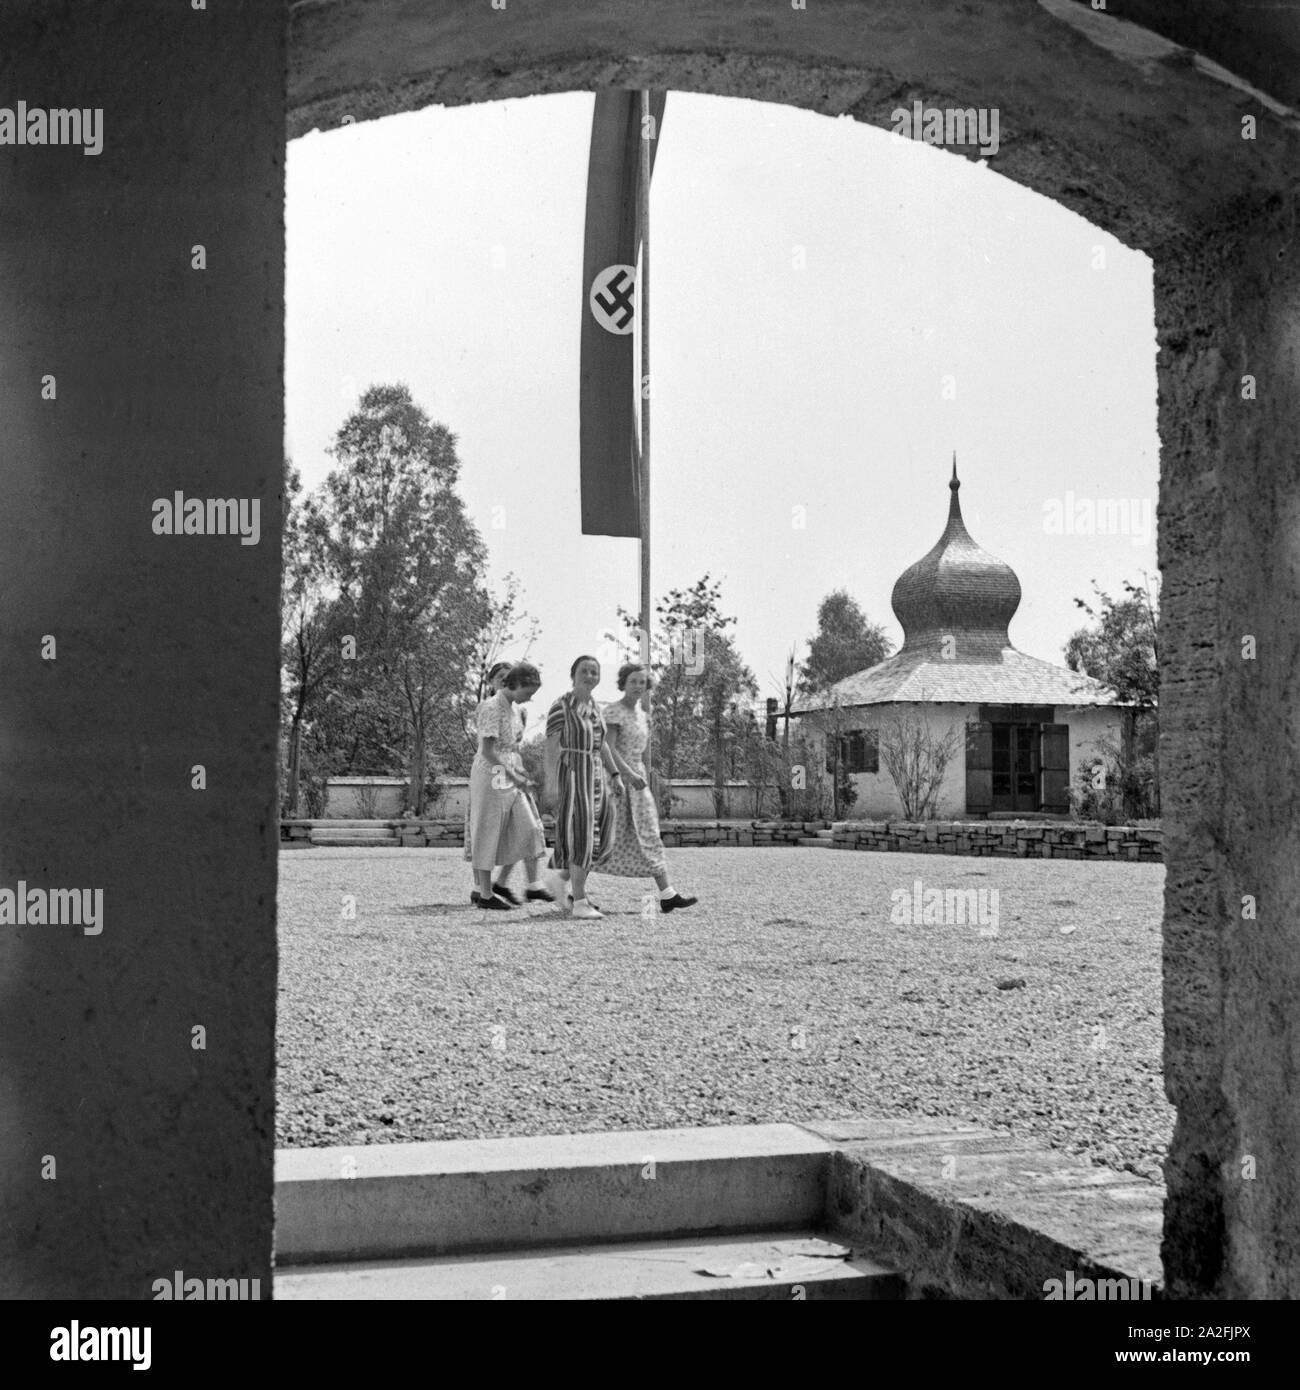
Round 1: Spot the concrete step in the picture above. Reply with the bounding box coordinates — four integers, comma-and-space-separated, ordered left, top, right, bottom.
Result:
275, 1230, 901, 1301
274, 1124, 835, 1266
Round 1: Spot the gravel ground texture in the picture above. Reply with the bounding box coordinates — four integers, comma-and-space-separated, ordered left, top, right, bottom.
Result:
277, 847, 1172, 1181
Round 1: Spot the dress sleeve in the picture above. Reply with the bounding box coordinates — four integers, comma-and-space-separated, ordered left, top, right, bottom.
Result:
546, 698, 565, 739
477, 698, 502, 741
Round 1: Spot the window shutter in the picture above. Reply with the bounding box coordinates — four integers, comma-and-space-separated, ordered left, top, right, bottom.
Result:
965, 721, 992, 813
864, 729, 879, 774
1040, 723, 1070, 813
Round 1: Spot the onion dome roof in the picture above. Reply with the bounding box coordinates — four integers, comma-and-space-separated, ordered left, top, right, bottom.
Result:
890, 457, 1022, 659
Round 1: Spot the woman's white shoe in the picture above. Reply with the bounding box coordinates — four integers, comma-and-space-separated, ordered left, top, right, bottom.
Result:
571, 899, 603, 920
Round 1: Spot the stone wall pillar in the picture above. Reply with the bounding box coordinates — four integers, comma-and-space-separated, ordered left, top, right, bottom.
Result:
0, 3, 284, 1297
1157, 191, 1300, 1298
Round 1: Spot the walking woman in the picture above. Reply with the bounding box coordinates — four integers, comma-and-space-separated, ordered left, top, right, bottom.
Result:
598, 664, 698, 912
543, 655, 620, 919
468, 663, 553, 911
465, 661, 512, 902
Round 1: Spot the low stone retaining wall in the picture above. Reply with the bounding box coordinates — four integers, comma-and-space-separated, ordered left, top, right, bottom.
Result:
314, 778, 779, 821
833, 820, 1162, 861
658, 821, 820, 847
281, 817, 1161, 860
280, 818, 824, 848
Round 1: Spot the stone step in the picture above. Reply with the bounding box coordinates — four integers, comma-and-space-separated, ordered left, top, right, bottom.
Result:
303, 819, 404, 828
312, 834, 400, 845
274, 1124, 835, 1266
311, 828, 398, 838
312, 825, 397, 833
274, 1229, 901, 1301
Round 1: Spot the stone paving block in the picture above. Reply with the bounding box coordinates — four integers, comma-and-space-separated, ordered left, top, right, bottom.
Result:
825, 1129, 1164, 1300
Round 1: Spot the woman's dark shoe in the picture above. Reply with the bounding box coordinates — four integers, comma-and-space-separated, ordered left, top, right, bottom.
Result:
660, 893, 698, 913
477, 894, 513, 910
525, 886, 556, 902
493, 881, 522, 906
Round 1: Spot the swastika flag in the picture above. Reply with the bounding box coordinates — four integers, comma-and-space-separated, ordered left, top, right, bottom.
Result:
579, 89, 666, 537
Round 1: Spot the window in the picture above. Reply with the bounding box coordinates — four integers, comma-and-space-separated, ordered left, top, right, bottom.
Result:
829, 729, 879, 775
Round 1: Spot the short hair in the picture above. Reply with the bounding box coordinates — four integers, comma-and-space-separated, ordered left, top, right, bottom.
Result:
502, 661, 541, 690
616, 662, 654, 691
570, 654, 600, 679
487, 661, 512, 684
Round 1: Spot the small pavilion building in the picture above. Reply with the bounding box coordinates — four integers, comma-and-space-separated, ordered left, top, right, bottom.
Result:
794, 463, 1127, 819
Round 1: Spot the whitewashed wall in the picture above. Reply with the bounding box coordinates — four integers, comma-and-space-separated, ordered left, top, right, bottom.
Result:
800, 702, 1124, 819
1064, 706, 1125, 788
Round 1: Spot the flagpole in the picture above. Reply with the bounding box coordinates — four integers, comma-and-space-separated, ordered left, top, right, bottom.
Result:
638, 89, 653, 766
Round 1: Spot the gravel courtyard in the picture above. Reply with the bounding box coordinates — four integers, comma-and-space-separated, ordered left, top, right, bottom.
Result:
277, 847, 1172, 1181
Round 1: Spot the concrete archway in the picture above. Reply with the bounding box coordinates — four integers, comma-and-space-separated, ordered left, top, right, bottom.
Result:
2, 0, 1295, 1298
287, 0, 1300, 1300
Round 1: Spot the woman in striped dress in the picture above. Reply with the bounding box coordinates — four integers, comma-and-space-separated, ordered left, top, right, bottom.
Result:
597, 664, 698, 913
543, 655, 620, 919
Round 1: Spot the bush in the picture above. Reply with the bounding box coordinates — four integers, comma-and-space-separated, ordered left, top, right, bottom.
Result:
301, 771, 328, 819
518, 734, 546, 793
1070, 725, 1159, 824
428, 778, 453, 817
1069, 756, 1125, 824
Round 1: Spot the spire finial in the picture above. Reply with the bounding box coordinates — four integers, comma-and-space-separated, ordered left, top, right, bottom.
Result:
950, 451, 959, 490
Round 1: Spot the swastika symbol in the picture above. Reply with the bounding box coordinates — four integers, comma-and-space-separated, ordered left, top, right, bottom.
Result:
590, 263, 636, 334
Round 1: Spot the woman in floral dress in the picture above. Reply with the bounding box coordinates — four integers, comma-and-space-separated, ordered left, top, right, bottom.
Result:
597, 664, 698, 913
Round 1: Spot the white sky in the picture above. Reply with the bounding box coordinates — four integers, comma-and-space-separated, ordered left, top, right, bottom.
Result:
286, 91, 1158, 716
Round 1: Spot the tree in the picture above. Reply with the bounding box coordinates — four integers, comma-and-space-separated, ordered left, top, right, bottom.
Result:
799, 693, 861, 820
1064, 576, 1158, 707
450, 573, 542, 773
280, 459, 344, 815
798, 590, 892, 696
697, 629, 758, 814
619, 574, 757, 816
878, 706, 962, 821
763, 646, 803, 817
1064, 574, 1160, 817
312, 384, 490, 814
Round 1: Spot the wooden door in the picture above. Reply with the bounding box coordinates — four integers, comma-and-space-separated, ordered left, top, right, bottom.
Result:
991, 722, 1041, 813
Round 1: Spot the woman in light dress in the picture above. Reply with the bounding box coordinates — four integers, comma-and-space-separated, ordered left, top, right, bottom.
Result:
465, 661, 511, 903
468, 663, 554, 911
597, 664, 697, 913
543, 655, 621, 919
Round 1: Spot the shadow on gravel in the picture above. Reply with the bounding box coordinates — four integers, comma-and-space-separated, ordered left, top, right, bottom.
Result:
396, 903, 479, 915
